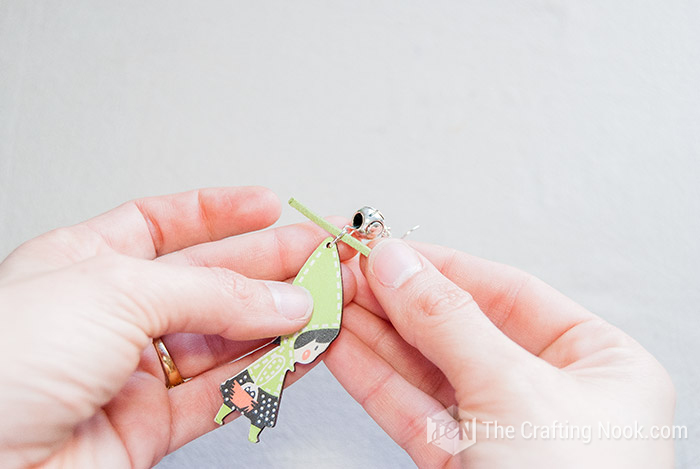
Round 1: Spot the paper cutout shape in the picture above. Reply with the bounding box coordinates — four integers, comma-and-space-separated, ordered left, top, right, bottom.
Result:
214, 237, 343, 442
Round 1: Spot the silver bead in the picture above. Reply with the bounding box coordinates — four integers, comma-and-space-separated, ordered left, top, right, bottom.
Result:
351, 206, 390, 239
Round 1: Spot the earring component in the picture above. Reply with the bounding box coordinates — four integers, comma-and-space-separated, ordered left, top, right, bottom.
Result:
288, 198, 371, 256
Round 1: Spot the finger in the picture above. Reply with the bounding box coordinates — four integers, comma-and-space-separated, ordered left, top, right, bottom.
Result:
353, 240, 594, 357
141, 266, 356, 380
165, 342, 319, 453
84, 255, 314, 343
360, 239, 534, 399
104, 341, 320, 467
342, 303, 456, 408
159, 217, 358, 280
3, 187, 280, 277
324, 327, 455, 468
139, 334, 271, 381
405, 241, 594, 356
344, 256, 385, 317
84, 186, 281, 258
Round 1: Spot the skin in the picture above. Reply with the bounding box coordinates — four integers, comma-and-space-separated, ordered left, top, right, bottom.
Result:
324, 239, 676, 468
0, 187, 357, 469
0, 187, 676, 468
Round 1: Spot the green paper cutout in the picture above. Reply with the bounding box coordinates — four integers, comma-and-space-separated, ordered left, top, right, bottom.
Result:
215, 238, 343, 442
288, 197, 372, 257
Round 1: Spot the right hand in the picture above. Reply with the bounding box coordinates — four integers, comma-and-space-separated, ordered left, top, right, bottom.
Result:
325, 239, 676, 468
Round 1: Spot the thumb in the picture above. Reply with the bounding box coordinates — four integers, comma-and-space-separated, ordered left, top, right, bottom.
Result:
361, 239, 529, 394
90, 254, 313, 341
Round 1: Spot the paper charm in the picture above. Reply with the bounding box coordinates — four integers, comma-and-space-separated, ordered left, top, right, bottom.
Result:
213, 198, 392, 442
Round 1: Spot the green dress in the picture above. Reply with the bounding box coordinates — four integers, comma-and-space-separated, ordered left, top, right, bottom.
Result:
214, 237, 343, 442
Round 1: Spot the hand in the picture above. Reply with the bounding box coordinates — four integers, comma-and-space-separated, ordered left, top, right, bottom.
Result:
325, 239, 675, 468
0, 187, 356, 469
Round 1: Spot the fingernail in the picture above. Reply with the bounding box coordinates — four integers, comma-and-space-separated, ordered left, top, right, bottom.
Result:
370, 240, 424, 288
265, 282, 313, 321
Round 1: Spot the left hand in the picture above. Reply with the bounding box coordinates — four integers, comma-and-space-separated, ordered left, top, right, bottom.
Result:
0, 187, 356, 469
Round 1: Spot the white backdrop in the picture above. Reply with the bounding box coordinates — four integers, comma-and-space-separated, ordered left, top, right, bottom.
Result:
1, 1, 698, 467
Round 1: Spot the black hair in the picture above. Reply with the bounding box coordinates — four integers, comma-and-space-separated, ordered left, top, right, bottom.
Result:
293, 328, 339, 349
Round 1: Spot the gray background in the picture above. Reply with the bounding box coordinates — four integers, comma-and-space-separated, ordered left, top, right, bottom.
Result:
1, 1, 698, 467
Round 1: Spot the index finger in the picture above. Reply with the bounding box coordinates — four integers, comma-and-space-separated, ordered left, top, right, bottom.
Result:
82, 186, 282, 258
3, 187, 280, 281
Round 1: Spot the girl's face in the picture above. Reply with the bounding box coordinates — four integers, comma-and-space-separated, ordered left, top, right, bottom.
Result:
294, 339, 330, 364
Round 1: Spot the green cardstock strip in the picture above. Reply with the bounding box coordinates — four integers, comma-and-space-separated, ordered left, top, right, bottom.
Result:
288, 197, 372, 257
214, 238, 343, 443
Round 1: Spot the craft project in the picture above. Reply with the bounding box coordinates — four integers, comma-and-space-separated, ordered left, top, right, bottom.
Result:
213, 198, 391, 442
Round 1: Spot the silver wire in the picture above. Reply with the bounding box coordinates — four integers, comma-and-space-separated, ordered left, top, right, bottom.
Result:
400, 225, 421, 239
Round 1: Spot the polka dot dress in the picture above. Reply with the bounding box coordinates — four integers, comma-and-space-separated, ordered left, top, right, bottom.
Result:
221, 370, 281, 429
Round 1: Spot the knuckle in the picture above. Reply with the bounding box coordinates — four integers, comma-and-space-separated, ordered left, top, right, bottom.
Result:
212, 268, 257, 306
416, 282, 474, 319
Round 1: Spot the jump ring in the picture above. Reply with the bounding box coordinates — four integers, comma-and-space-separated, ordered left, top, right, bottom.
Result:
328, 225, 351, 248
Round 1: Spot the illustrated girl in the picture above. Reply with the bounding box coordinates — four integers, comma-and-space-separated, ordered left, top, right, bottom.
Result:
215, 328, 339, 442
214, 238, 343, 442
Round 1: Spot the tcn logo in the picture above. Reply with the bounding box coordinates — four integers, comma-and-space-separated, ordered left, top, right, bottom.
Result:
426, 406, 477, 455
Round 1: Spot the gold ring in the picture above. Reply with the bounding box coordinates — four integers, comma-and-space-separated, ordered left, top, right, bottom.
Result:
153, 338, 185, 388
